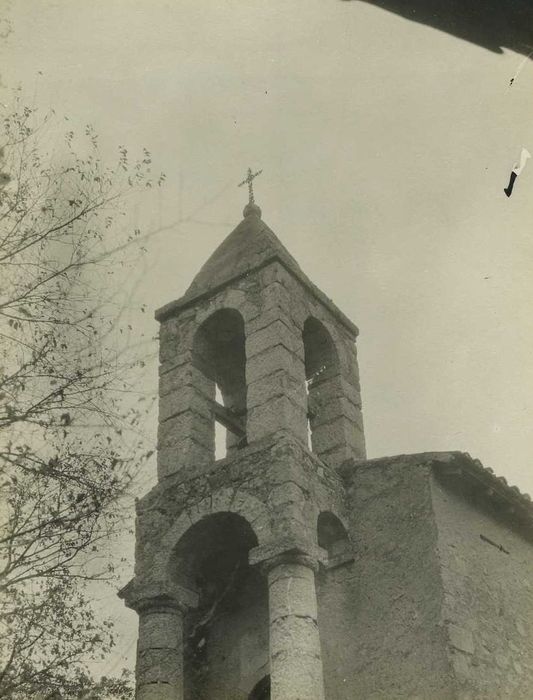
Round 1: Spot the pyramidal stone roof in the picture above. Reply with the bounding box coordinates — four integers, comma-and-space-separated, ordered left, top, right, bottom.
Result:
184, 203, 302, 301
155, 203, 358, 334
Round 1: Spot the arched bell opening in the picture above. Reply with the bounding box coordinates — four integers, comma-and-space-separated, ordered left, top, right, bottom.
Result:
170, 512, 269, 700
193, 309, 247, 460
303, 317, 341, 460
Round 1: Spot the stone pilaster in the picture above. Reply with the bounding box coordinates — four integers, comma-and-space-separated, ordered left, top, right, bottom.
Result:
308, 373, 366, 467
250, 543, 327, 700
119, 579, 198, 700
158, 357, 215, 480
246, 267, 308, 446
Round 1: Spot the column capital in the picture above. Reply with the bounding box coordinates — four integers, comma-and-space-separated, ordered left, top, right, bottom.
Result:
118, 577, 198, 615
249, 538, 327, 574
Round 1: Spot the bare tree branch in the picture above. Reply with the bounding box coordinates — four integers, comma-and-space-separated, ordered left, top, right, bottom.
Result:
0, 97, 160, 699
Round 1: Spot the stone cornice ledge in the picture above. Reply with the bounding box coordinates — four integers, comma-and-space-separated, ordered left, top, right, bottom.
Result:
118, 577, 198, 613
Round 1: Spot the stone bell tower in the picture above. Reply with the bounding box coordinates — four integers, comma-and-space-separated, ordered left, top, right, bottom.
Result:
120, 173, 533, 700
119, 174, 366, 700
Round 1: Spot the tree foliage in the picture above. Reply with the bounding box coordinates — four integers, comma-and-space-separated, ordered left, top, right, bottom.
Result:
0, 97, 160, 698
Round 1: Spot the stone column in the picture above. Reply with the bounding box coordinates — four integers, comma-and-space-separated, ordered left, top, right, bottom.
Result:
119, 579, 198, 700
250, 545, 326, 700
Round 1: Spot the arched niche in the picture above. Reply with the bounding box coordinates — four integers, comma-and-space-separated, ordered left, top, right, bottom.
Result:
317, 511, 353, 567
193, 308, 247, 457
170, 512, 269, 700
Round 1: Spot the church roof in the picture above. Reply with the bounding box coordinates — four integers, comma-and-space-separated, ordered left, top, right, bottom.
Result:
155, 204, 358, 335
342, 451, 533, 532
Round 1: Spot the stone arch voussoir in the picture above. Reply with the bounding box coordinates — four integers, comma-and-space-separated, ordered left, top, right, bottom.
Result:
154, 488, 273, 577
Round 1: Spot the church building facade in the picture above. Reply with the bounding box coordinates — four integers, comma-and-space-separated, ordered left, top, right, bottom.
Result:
120, 190, 533, 699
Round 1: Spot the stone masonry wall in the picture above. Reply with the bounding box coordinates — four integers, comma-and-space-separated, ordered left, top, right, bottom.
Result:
340, 456, 456, 699
431, 474, 533, 699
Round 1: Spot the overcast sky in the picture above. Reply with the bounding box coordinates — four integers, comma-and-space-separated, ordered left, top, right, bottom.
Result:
2, 0, 533, 677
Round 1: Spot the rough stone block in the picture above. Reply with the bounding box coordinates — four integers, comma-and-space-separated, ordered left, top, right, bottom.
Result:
311, 418, 363, 454
246, 344, 305, 385
157, 438, 213, 480
158, 411, 213, 449
259, 261, 289, 287
159, 317, 195, 360
311, 398, 362, 430
451, 651, 471, 679
260, 280, 293, 313
247, 304, 298, 336
449, 624, 474, 655
159, 386, 213, 423
310, 374, 361, 405
247, 369, 306, 410
158, 350, 193, 378
210, 487, 235, 514
248, 395, 308, 444
247, 319, 302, 358
319, 443, 361, 469
267, 456, 310, 489
251, 511, 271, 542
159, 363, 213, 399
270, 514, 312, 543
194, 288, 248, 325
186, 497, 216, 523
268, 482, 307, 509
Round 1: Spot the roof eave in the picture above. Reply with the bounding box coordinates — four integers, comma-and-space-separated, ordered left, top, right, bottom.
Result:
340, 451, 533, 531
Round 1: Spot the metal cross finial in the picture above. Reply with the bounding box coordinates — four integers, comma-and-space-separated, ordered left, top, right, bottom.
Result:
238, 167, 263, 204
